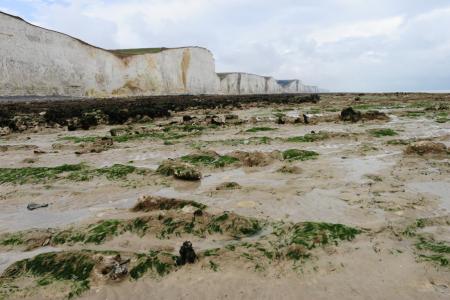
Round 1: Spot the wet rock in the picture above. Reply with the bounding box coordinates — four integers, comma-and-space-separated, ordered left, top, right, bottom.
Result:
100, 254, 130, 280
303, 114, 309, 124
27, 203, 49, 211
176, 241, 197, 266
405, 141, 448, 156
110, 127, 129, 137
276, 115, 286, 124
33, 149, 47, 155
340, 107, 362, 122
132, 195, 206, 212
224, 114, 244, 125
0, 127, 12, 136
206, 115, 225, 126
157, 160, 202, 181
216, 182, 242, 190
75, 137, 114, 155
362, 110, 389, 121
182, 115, 194, 124
225, 114, 238, 120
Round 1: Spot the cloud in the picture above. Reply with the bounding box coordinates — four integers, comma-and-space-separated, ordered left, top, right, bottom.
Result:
2, 0, 450, 91
309, 16, 404, 45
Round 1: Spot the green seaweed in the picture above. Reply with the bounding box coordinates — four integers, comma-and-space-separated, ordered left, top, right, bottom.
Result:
368, 128, 398, 137
129, 251, 174, 280
286, 132, 329, 143
180, 154, 239, 168
246, 127, 277, 133
282, 149, 319, 161
0, 234, 24, 246
0, 164, 85, 184
84, 220, 121, 244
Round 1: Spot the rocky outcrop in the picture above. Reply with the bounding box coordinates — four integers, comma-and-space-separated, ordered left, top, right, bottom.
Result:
0, 12, 320, 97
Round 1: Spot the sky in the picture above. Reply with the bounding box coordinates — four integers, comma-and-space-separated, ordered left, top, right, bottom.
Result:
1, 0, 450, 92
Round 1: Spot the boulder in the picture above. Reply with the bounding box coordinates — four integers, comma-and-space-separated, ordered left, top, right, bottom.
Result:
176, 241, 197, 266
157, 160, 202, 181
405, 141, 448, 156
340, 107, 362, 122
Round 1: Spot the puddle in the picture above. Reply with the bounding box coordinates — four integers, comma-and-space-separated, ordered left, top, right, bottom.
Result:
407, 181, 450, 212
288, 188, 385, 226
0, 196, 138, 234
0, 206, 90, 233
0, 247, 61, 273
332, 153, 398, 182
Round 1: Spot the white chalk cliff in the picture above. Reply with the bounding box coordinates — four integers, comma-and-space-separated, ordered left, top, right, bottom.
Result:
0, 12, 320, 97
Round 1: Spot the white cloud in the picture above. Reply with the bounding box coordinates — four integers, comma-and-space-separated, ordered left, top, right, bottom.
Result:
309, 16, 404, 45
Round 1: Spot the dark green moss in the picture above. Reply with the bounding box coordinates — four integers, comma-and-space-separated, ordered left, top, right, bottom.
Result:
246, 127, 277, 133
288, 222, 361, 249
286, 132, 329, 143
15, 252, 94, 281
95, 164, 137, 180
209, 260, 219, 272
239, 220, 262, 236
84, 220, 121, 244
416, 238, 450, 254
387, 139, 411, 145
0, 164, 85, 184
204, 248, 220, 257
368, 128, 398, 137
180, 154, 239, 168
282, 149, 319, 161
129, 251, 174, 280
419, 254, 449, 266
0, 234, 24, 246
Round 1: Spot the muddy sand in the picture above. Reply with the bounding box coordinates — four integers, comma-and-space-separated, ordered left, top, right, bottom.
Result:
0, 93, 449, 299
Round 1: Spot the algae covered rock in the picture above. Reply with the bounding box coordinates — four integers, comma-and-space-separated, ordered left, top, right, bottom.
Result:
340, 107, 362, 122
405, 141, 448, 156
157, 160, 202, 181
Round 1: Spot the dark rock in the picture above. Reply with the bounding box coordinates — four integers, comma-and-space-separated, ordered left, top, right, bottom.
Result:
340, 107, 362, 122
276, 116, 286, 125
183, 115, 193, 123
27, 203, 49, 211
303, 114, 309, 124
176, 241, 197, 266
225, 114, 238, 120
194, 209, 203, 217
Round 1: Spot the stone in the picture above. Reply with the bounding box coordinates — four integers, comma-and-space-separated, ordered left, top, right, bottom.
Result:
405, 141, 448, 156
176, 241, 197, 266
340, 107, 362, 122
27, 203, 49, 211
157, 160, 202, 181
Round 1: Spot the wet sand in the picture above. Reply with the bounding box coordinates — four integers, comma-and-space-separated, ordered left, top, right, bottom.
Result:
0, 93, 449, 299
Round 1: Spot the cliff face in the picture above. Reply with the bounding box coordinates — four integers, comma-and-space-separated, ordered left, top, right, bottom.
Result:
0, 12, 319, 97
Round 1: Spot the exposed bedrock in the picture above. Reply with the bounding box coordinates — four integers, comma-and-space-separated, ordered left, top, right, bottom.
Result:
0, 12, 320, 97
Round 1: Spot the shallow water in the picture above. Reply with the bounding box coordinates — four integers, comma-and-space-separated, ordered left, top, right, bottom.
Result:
330, 153, 398, 182
407, 181, 450, 212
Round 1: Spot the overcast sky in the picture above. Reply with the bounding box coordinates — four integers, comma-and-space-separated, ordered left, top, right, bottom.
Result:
1, 0, 450, 92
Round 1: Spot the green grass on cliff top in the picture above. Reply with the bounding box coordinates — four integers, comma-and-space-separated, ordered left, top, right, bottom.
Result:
109, 48, 168, 57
